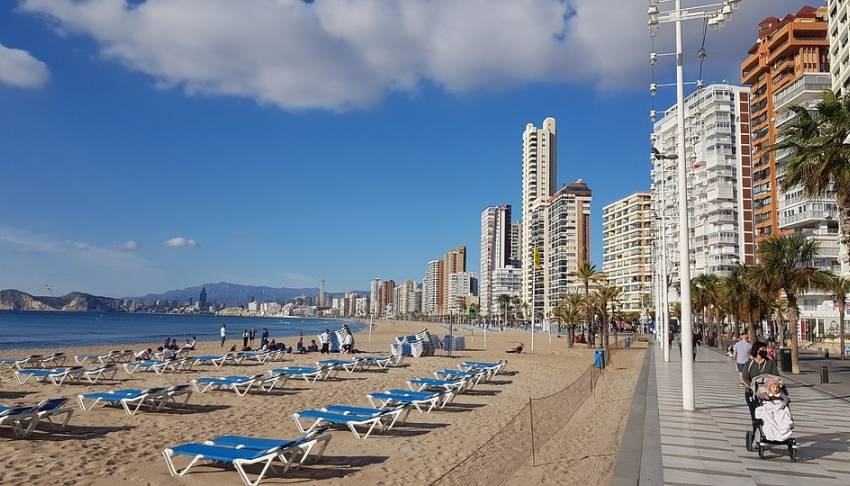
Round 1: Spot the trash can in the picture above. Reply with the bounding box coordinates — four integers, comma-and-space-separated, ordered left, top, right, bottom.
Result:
780, 348, 792, 372
820, 366, 829, 384
824, 348, 830, 359
624, 337, 632, 348
594, 348, 606, 369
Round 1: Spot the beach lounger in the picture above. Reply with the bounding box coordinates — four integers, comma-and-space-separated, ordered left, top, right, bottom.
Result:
78, 387, 168, 415
80, 363, 119, 383
0, 405, 40, 438
36, 353, 66, 368
163, 431, 330, 486
323, 404, 409, 429
192, 354, 229, 367
460, 360, 507, 375
192, 374, 264, 396
15, 366, 83, 385
162, 384, 193, 408
292, 409, 386, 439
270, 366, 328, 384
409, 377, 469, 394
435, 369, 482, 388
353, 355, 395, 369
367, 389, 451, 414
242, 351, 273, 364
0, 355, 43, 370
317, 358, 360, 374
34, 397, 75, 430
123, 359, 170, 374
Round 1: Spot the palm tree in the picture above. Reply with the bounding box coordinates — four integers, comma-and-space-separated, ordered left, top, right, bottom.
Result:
824, 273, 850, 359
554, 292, 583, 348
496, 294, 511, 327
510, 296, 522, 325
748, 234, 831, 374
572, 262, 602, 347
593, 284, 621, 350
770, 90, 850, 274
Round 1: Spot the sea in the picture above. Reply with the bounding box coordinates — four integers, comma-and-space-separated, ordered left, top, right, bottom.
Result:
0, 311, 363, 350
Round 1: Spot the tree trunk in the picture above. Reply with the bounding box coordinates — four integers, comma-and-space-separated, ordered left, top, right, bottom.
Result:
837, 191, 850, 284
568, 324, 574, 348
787, 295, 800, 374
838, 296, 847, 359
748, 317, 758, 344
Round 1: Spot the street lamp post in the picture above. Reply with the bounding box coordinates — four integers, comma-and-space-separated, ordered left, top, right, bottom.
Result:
649, 0, 741, 411
653, 147, 675, 363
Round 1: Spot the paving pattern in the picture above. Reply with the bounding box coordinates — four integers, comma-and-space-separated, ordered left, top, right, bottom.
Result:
655, 345, 850, 486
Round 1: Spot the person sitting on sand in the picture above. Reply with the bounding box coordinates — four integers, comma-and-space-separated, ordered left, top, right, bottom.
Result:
135, 348, 152, 361
162, 347, 177, 359
184, 337, 196, 350
507, 343, 524, 354
308, 340, 319, 352
297, 337, 305, 353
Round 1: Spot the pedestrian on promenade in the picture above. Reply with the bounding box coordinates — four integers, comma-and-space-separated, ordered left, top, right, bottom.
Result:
732, 333, 752, 381
242, 329, 249, 349
692, 329, 702, 361
319, 329, 330, 354
741, 341, 780, 388
220, 324, 226, 347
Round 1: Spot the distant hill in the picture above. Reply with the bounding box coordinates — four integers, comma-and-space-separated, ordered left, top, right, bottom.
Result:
0, 289, 121, 312
130, 282, 368, 306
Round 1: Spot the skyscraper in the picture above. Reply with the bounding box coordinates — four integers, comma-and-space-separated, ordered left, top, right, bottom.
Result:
369, 278, 380, 315
740, 6, 829, 243
545, 180, 592, 315
423, 260, 441, 316
199, 286, 207, 309
521, 117, 557, 317
510, 221, 522, 268
603, 192, 652, 314
440, 246, 466, 315
318, 280, 326, 307
829, 1, 850, 95
447, 272, 478, 315
480, 205, 512, 317
378, 280, 395, 317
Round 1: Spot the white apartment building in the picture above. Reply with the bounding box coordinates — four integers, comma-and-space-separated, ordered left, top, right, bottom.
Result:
829, 0, 850, 95
510, 221, 522, 267
774, 72, 843, 336
480, 204, 513, 316
545, 180, 592, 315
651, 84, 755, 302
422, 260, 440, 316
447, 272, 478, 315
396, 280, 420, 317
369, 278, 380, 315
603, 192, 652, 314
521, 117, 557, 319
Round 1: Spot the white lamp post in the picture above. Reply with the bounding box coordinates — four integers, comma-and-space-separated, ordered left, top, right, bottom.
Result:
649, 0, 741, 411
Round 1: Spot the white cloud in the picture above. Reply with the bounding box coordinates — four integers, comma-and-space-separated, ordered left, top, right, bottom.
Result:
0, 226, 149, 271
19, 0, 805, 109
0, 42, 49, 89
116, 240, 139, 251
164, 236, 198, 248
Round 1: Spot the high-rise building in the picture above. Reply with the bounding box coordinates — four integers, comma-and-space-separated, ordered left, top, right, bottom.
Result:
199, 286, 207, 309
491, 267, 522, 316
369, 278, 380, 315
510, 221, 522, 268
829, 1, 850, 95
740, 6, 829, 243
545, 180, 592, 315
603, 193, 652, 314
318, 280, 326, 307
440, 246, 467, 315
397, 280, 419, 317
447, 272, 478, 315
423, 260, 441, 316
651, 84, 755, 285
521, 117, 557, 318
480, 205, 512, 317
378, 280, 395, 317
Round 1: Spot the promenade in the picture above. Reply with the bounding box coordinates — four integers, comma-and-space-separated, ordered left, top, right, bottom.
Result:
612, 343, 850, 486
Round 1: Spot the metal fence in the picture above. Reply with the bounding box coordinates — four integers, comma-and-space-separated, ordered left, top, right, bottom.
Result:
429, 347, 617, 486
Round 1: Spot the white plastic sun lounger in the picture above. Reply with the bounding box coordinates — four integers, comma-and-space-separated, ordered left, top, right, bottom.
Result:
36, 353, 66, 368
408, 377, 469, 394
163, 384, 193, 408
34, 397, 75, 430
242, 351, 273, 364
15, 367, 83, 385
292, 409, 386, 439
207, 431, 331, 470
270, 366, 328, 384
0, 355, 43, 370
81, 364, 119, 383
367, 389, 451, 414
163, 431, 330, 486
123, 359, 170, 374
0, 405, 40, 437
191, 375, 264, 396
317, 359, 361, 374
192, 355, 228, 367
78, 387, 168, 415
353, 355, 395, 369
435, 369, 482, 388
323, 404, 410, 429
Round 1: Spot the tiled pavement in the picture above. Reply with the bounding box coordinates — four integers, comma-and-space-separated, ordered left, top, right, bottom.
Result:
655, 344, 850, 486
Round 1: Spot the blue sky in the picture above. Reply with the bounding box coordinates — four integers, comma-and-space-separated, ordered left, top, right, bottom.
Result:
0, 0, 807, 296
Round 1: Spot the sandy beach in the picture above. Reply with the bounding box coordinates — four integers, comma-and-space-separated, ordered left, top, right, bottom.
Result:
0, 319, 644, 485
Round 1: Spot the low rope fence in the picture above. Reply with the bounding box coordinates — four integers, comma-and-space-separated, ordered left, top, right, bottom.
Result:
430, 345, 622, 485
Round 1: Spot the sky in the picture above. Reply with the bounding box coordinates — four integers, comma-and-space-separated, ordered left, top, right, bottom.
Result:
0, 0, 810, 297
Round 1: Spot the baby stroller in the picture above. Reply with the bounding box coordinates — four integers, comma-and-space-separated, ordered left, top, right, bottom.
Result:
745, 374, 797, 461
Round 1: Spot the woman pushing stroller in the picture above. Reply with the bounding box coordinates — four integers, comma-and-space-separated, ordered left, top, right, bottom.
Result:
742, 341, 797, 461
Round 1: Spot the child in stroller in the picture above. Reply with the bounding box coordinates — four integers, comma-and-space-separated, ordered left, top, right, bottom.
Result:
745, 374, 797, 461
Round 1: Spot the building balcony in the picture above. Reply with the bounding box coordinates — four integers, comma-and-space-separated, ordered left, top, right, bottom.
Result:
773, 73, 832, 111
779, 208, 838, 230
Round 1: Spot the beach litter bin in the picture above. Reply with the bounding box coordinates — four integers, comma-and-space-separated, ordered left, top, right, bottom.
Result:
821, 366, 829, 384
624, 337, 631, 348
780, 348, 792, 372
594, 348, 606, 369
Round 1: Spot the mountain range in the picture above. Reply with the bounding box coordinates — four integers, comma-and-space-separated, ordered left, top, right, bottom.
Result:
130, 282, 368, 307
0, 289, 120, 312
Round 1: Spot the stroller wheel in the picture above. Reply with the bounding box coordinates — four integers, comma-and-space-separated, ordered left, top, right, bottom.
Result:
745, 431, 753, 451
789, 446, 797, 462
758, 445, 765, 459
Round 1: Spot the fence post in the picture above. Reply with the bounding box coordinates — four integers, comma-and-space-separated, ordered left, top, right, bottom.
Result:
529, 397, 536, 467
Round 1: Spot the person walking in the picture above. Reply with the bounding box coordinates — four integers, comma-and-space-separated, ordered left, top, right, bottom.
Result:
319, 329, 330, 354
242, 329, 249, 349
732, 333, 752, 382
220, 324, 227, 347
741, 341, 780, 388
692, 329, 702, 361
261, 328, 269, 347
249, 327, 256, 346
